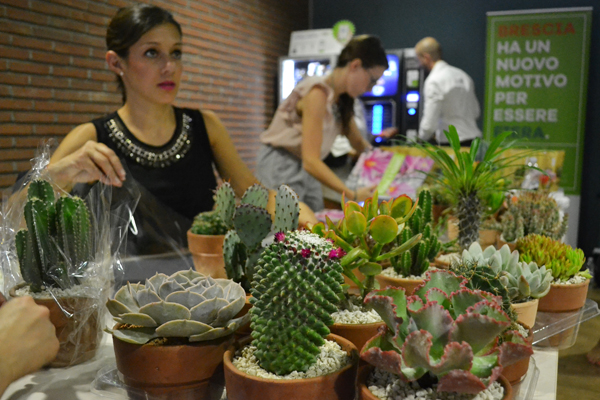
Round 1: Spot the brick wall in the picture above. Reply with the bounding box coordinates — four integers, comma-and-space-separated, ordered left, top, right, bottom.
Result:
0, 0, 308, 191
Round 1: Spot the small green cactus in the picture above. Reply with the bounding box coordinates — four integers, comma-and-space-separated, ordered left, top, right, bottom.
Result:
15, 179, 92, 293
391, 189, 441, 277
190, 210, 228, 235
501, 191, 568, 243
215, 182, 300, 292
106, 269, 249, 344
516, 234, 590, 282
249, 230, 344, 375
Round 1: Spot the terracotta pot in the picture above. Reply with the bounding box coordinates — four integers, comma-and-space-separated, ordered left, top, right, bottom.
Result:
358, 365, 513, 400
113, 331, 234, 400
511, 298, 539, 328
9, 283, 100, 368
479, 229, 500, 249
375, 274, 424, 295
224, 333, 359, 400
432, 204, 449, 225
537, 279, 590, 312
330, 321, 385, 353
501, 324, 533, 384
186, 230, 226, 278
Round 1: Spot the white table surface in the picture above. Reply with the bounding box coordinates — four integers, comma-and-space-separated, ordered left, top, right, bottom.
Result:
1, 333, 558, 400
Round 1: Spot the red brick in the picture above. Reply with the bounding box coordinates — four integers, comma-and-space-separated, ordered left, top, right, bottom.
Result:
0, 45, 29, 60
13, 112, 56, 123
34, 101, 72, 112
29, 0, 74, 19
11, 35, 49, 51
0, 19, 34, 36
87, 2, 115, 17
30, 51, 71, 65
1, 124, 34, 134
71, 56, 105, 70
29, 75, 70, 88
34, 124, 70, 134
72, 103, 110, 113
0, 149, 36, 161
70, 79, 104, 91
89, 70, 115, 82
0, 99, 34, 110
55, 113, 96, 124
0, 112, 13, 122
9, 60, 51, 75
11, 87, 54, 99
0, 174, 20, 187
5, 7, 46, 25
53, 66, 88, 79
54, 42, 89, 57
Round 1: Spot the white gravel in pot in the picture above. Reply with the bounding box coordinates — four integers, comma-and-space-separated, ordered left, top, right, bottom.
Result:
552, 275, 588, 285
332, 295, 382, 324
233, 339, 350, 380
367, 368, 505, 400
14, 283, 97, 299
379, 266, 437, 280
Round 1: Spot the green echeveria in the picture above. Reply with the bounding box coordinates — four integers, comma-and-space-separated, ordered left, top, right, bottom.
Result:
106, 269, 249, 344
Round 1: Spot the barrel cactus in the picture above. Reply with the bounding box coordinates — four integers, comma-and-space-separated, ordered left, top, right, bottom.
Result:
106, 269, 249, 344
15, 179, 92, 293
249, 230, 345, 375
361, 270, 533, 394
216, 182, 299, 292
392, 189, 442, 277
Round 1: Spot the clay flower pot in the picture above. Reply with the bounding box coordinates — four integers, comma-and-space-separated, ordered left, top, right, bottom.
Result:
186, 230, 226, 278
223, 333, 359, 400
375, 274, 424, 295
112, 331, 234, 400
330, 321, 385, 353
501, 324, 533, 384
479, 229, 500, 249
9, 283, 100, 368
537, 279, 590, 312
357, 365, 513, 400
511, 298, 539, 328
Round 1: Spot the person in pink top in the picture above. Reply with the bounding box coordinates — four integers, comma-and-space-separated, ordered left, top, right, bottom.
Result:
256, 35, 396, 211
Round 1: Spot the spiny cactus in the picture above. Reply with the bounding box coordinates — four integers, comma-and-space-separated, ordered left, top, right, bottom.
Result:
501, 191, 567, 243
106, 269, 249, 344
516, 234, 590, 282
15, 179, 92, 293
190, 210, 228, 235
361, 270, 533, 394
215, 183, 299, 292
312, 192, 422, 298
249, 230, 344, 375
462, 242, 553, 303
392, 189, 441, 277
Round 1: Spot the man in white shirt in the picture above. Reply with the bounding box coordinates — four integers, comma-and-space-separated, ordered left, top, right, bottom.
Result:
415, 37, 482, 145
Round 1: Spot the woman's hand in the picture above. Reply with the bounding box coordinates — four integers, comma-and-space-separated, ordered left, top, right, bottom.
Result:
48, 141, 126, 189
354, 185, 378, 202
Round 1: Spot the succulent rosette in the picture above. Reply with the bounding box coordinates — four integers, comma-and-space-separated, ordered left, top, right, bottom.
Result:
106, 269, 249, 344
361, 269, 532, 394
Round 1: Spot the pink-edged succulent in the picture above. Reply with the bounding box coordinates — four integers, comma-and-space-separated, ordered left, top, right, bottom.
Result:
361, 269, 533, 394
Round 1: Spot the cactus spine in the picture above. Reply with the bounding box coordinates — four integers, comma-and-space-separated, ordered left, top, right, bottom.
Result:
15, 179, 93, 292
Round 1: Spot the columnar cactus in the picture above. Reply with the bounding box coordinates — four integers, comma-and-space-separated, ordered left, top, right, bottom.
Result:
15, 179, 92, 293
106, 269, 249, 344
361, 270, 533, 394
501, 191, 568, 243
216, 183, 299, 291
249, 230, 344, 375
392, 189, 441, 277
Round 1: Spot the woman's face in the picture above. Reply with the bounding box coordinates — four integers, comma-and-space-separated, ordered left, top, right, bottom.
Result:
346, 62, 387, 98
121, 23, 183, 104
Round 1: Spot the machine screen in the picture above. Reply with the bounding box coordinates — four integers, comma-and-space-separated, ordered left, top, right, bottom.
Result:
280, 58, 332, 101
362, 54, 400, 97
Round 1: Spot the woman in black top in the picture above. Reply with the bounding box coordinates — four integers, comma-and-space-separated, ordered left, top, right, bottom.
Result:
47, 4, 317, 254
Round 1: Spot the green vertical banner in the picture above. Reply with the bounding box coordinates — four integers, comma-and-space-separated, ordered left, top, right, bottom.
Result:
484, 8, 592, 195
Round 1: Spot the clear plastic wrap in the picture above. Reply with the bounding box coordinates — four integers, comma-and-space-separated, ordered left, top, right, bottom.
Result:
0, 142, 139, 368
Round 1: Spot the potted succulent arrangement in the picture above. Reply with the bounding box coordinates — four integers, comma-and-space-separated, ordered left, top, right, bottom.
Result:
311, 191, 422, 350
106, 269, 249, 399
223, 230, 359, 400
187, 210, 229, 278
376, 189, 442, 294
9, 179, 102, 367
499, 190, 568, 250
516, 234, 591, 312
415, 125, 527, 250
359, 270, 533, 400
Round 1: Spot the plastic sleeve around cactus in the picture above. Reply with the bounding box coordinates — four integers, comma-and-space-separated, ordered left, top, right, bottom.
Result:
1, 140, 140, 368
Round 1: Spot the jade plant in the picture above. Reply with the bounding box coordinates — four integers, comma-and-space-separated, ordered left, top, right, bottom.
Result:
106, 269, 249, 344
516, 234, 591, 282
460, 242, 553, 304
361, 269, 533, 394
391, 189, 442, 277
190, 210, 228, 236
311, 191, 422, 298
415, 126, 528, 250
249, 230, 344, 375
500, 191, 568, 243
16, 179, 92, 293
215, 182, 299, 292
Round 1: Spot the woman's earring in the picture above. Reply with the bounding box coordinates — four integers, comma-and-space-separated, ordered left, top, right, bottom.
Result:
119, 71, 124, 77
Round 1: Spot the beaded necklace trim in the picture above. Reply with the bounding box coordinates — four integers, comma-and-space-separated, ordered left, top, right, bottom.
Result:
105, 112, 193, 168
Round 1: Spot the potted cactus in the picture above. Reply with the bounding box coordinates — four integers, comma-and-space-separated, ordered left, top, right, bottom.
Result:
376, 189, 442, 295
106, 269, 249, 399
359, 270, 532, 399
517, 234, 591, 312
499, 191, 568, 249
9, 179, 101, 367
223, 230, 359, 400
187, 210, 229, 278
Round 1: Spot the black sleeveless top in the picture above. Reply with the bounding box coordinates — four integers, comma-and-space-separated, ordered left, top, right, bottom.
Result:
93, 107, 217, 221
